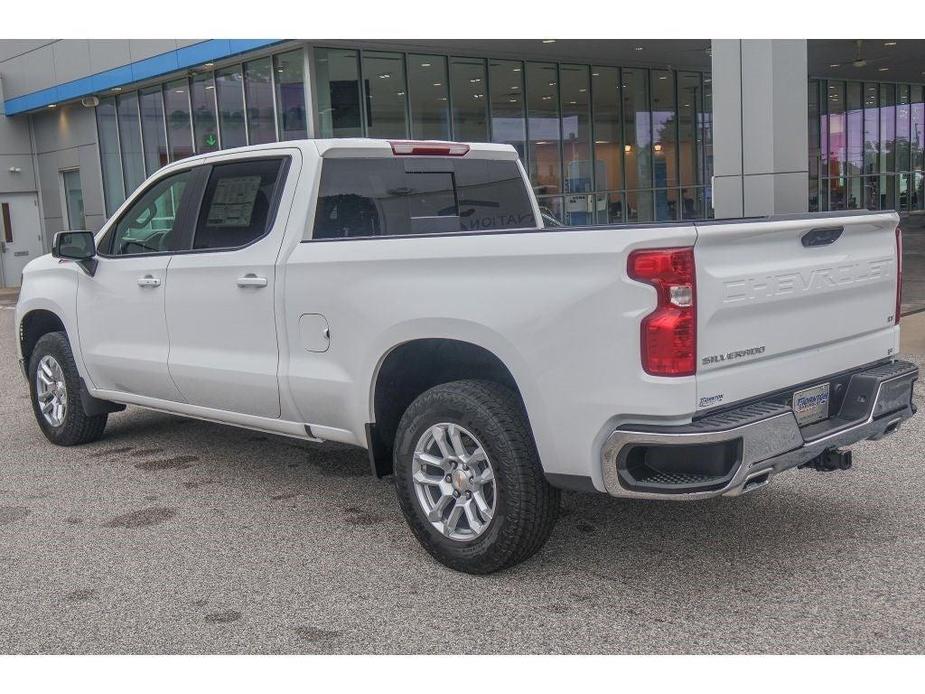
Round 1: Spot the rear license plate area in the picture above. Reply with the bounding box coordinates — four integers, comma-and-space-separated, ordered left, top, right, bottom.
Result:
792, 383, 831, 426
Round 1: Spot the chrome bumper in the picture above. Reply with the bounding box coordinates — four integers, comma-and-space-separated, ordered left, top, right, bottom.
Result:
601, 360, 919, 500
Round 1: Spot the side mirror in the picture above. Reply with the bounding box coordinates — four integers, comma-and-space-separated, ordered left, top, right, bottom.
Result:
52, 231, 98, 276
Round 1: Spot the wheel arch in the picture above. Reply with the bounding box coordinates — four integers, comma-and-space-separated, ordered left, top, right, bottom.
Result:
366, 336, 537, 478
19, 308, 68, 367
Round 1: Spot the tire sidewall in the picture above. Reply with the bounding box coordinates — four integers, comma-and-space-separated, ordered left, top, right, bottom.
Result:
393, 386, 523, 568
28, 333, 83, 445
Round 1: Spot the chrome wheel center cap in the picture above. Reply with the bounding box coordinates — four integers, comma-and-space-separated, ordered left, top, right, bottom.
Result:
451, 467, 472, 494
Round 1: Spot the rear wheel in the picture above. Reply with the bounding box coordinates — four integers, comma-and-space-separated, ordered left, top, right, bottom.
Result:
28, 332, 108, 446
393, 380, 559, 574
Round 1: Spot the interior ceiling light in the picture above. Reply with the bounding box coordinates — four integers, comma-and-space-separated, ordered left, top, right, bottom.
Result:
879, 67, 889, 72
884, 41, 897, 46
542, 39, 556, 44
634, 46, 644, 51
421, 62, 431, 67
829, 63, 840, 68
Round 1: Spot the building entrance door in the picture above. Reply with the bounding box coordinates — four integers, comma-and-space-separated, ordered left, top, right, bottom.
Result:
0, 192, 44, 288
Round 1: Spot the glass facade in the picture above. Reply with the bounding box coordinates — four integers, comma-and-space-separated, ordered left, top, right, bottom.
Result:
812, 77, 925, 214
96, 43, 713, 224
97, 48, 308, 217
313, 47, 714, 224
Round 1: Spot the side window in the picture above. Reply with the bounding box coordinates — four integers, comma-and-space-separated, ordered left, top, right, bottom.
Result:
106, 170, 192, 256
311, 158, 537, 240
192, 158, 284, 250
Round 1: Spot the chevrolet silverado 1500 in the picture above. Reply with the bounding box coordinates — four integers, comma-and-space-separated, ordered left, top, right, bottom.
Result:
15, 138, 918, 573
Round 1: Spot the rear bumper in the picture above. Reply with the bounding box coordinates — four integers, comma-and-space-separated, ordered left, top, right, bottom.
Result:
601, 359, 919, 500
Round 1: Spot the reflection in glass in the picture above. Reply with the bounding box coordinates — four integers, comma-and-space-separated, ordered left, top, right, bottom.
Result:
808, 80, 820, 212
536, 196, 563, 225
912, 86, 924, 174
215, 66, 247, 148
623, 68, 652, 222
489, 59, 526, 160
880, 83, 895, 173
314, 48, 362, 138
244, 57, 276, 145
880, 84, 896, 209
408, 54, 449, 140
116, 93, 145, 194
450, 57, 488, 142
560, 64, 592, 225
846, 82, 862, 176
678, 72, 702, 219
164, 78, 194, 161
363, 52, 410, 139
827, 81, 846, 182
526, 62, 561, 196
96, 97, 125, 216
896, 86, 911, 172
362, 51, 408, 139
863, 83, 879, 176
625, 189, 653, 225
844, 82, 862, 209
62, 170, 85, 231
140, 87, 168, 175
274, 50, 308, 140
651, 70, 677, 220
702, 76, 713, 216
591, 67, 623, 223
191, 72, 219, 152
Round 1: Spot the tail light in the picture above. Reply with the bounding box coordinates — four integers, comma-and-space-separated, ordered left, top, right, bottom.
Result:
628, 247, 697, 377
895, 226, 903, 325
389, 140, 470, 156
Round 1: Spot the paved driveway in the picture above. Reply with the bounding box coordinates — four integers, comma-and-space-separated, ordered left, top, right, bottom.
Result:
1, 298, 923, 653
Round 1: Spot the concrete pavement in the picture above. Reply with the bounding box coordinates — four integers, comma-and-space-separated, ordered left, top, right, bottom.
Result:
1, 298, 924, 653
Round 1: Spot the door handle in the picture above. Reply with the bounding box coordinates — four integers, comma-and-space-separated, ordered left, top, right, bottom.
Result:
237, 274, 268, 288
137, 275, 161, 288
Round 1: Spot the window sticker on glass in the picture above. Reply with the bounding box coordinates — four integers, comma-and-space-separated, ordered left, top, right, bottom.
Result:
207, 175, 263, 227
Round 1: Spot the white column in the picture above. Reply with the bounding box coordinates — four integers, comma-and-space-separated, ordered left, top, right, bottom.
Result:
711, 39, 809, 218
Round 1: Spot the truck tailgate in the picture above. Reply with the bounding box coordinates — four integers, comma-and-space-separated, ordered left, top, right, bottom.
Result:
694, 212, 901, 410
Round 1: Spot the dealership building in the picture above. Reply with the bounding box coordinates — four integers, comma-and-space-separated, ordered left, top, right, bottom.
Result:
0, 38, 923, 308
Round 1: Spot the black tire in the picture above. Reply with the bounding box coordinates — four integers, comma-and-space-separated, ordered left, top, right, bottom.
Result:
28, 332, 108, 446
393, 380, 560, 574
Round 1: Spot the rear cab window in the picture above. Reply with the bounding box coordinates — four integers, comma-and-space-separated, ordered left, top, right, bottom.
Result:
311, 157, 537, 239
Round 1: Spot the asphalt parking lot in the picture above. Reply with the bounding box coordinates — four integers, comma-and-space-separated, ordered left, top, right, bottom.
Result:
1, 295, 924, 654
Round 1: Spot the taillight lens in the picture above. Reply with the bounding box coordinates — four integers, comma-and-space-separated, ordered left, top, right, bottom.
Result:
389, 140, 470, 156
895, 226, 903, 325
628, 247, 697, 377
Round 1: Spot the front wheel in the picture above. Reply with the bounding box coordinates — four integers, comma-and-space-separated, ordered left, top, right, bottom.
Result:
393, 380, 560, 574
28, 332, 108, 446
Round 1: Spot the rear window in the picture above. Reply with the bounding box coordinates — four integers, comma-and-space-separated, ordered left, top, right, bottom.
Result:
310, 158, 536, 240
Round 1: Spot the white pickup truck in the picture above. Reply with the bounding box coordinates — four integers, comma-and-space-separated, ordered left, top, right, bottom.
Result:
15, 138, 919, 573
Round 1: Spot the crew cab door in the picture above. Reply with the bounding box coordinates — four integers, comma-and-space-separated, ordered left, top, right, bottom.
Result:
164, 153, 297, 418
76, 168, 198, 401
